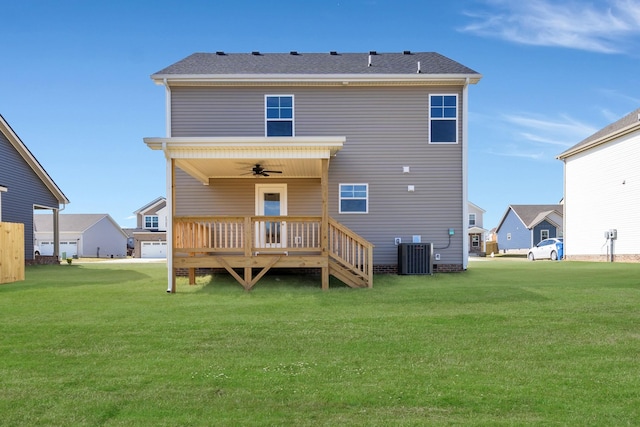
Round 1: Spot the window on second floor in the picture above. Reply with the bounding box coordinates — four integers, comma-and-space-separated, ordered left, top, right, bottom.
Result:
265, 95, 294, 136
429, 94, 458, 144
469, 213, 476, 227
145, 215, 159, 229
339, 184, 368, 214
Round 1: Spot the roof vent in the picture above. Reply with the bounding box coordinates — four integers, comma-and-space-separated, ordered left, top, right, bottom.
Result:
330, 51, 338, 55
369, 50, 377, 55
290, 51, 299, 55
251, 51, 261, 56
368, 55, 372, 67
215, 51, 225, 56
417, 61, 421, 74
403, 50, 412, 55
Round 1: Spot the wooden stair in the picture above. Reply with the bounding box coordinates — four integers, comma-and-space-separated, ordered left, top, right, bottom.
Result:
327, 219, 374, 288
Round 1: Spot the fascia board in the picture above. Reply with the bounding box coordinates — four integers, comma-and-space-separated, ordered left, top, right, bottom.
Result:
134, 197, 166, 215
557, 121, 640, 160
0, 115, 70, 204
152, 73, 482, 85
144, 136, 345, 154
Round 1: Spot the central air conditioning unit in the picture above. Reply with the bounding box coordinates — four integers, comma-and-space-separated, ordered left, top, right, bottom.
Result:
398, 243, 433, 275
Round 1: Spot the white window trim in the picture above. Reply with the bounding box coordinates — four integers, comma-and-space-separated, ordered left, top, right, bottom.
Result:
469, 213, 476, 227
144, 215, 159, 229
265, 94, 295, 137
429, 93, 458, 144
339, 183, 369, 214
541, 229, 549, 240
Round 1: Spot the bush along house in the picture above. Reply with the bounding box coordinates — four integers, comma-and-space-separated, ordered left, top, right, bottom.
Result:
144, 51, 482, 291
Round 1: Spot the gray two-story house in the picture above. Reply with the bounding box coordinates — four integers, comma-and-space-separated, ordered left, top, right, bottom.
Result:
144, 51, 481, 291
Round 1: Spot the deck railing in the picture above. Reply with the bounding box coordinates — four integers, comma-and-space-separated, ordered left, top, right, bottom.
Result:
173, 215, 373, 287
174, 216, 322, 253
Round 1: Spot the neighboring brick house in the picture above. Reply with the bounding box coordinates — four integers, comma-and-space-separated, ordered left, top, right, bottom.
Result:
124, 197, 168, 258
468, 201, 486, 255
144, 51, 481, 291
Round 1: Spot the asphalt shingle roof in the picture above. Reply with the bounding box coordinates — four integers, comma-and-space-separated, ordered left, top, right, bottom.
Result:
153, 52, 480, 76
510, 205, 563, 229
559, 107, 640, 158
34, 214, 110, 233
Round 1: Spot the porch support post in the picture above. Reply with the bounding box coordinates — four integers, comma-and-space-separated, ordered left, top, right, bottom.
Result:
167, 157, 176, 293
244, 216, 252, 289
321, 158, 329, 290
52, 208, 60, 261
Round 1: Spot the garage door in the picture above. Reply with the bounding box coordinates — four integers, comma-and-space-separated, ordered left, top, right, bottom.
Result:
141, 241, 167, 258
37, 241, 78, 258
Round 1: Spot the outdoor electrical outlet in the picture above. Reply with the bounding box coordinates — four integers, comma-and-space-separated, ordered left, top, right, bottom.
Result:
394, 237, 401, 245
295, 236, 302, 244
435, 254, 441, 261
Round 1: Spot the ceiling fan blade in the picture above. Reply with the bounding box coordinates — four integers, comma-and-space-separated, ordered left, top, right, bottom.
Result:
263, 170, 282, 174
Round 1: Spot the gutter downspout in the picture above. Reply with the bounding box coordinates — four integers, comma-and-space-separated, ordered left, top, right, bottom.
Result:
163, 79, 175, 293
53, 203, 66, 261
462, 77, 469, 270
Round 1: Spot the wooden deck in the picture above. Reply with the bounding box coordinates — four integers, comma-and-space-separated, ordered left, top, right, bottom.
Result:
170, 216, 373, 290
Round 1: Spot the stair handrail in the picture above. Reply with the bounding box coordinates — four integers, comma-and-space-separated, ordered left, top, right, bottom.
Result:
328, 218, 374, 287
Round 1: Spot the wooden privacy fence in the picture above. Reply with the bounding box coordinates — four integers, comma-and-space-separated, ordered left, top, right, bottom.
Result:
0, 222, 25, 284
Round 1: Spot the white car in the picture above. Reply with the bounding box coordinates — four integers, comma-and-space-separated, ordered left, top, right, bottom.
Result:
527, 238, 563, 261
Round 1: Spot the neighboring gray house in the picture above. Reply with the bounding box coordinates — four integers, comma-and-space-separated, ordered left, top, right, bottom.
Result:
557, 107, 640, 262
34, 214, 127, 259
495, 205, 563, 251
468, 201, 487, 255
0, 114, 69, 263
144, 51, 482, 291
125, 197, 168, 258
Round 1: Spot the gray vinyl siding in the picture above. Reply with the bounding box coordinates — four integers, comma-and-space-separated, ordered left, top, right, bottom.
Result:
82, 218, 127, 258
0, 131, 60, 260
171, 85, 465, 266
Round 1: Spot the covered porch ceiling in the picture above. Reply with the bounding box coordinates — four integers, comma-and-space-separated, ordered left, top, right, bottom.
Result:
144, 136, 345, 184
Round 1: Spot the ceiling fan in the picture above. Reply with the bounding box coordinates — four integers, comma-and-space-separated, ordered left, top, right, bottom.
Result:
250, 164, 282, 177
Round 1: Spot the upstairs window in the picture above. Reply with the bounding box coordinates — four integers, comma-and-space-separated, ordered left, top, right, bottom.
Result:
339, 184, 368, 214
145, 215, 159, 229
469, 213, 476, 227
429, 94, 458, 144
266, 95, 294, 136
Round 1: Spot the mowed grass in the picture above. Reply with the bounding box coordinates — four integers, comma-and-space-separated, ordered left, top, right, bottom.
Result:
1, 260, 639, 426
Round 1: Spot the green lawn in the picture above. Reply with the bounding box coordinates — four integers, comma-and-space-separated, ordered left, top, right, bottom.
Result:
1, 260, 639, 426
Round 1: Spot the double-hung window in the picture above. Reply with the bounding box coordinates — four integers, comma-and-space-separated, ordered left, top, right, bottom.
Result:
339, 184, 368, 214
429, 94, 458, 144
469, 213, 476, 227
145, 215, 159, 229
265, 95, 294, 136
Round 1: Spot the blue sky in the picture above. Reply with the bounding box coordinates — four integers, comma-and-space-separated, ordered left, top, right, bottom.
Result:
2, 0, 640, 229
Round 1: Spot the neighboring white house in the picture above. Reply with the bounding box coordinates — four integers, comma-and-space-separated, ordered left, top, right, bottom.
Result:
557, 107, 640, 262
34, 213, 127, 259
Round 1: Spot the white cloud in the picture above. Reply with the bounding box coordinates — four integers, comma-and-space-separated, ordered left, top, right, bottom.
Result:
461, 0, 640, 53
475, 112, 597, 161
487, 147, 544, 160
